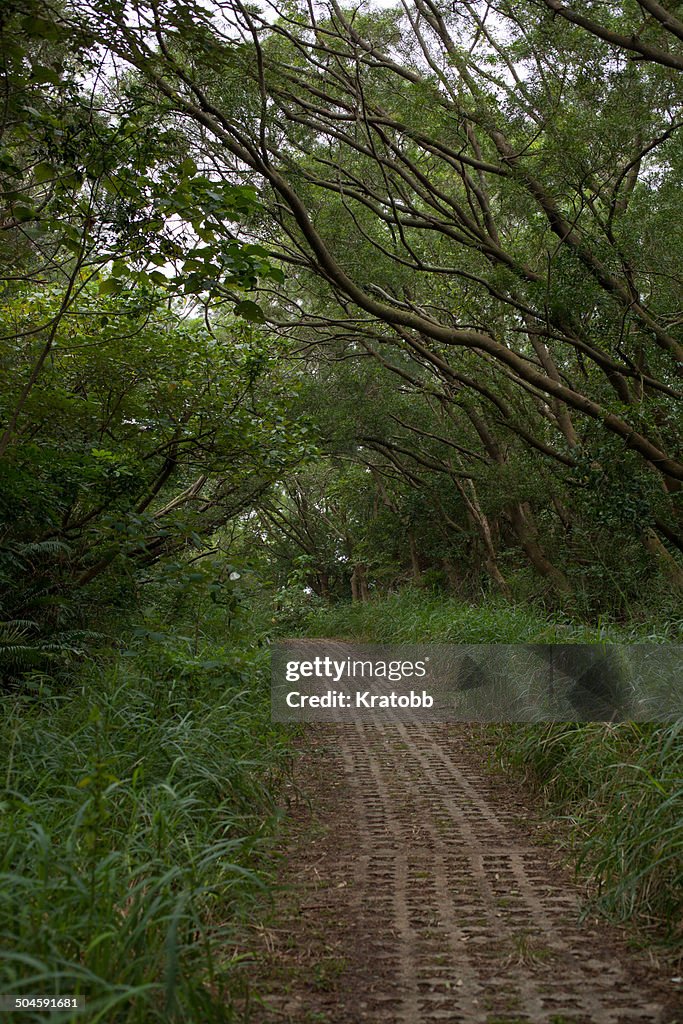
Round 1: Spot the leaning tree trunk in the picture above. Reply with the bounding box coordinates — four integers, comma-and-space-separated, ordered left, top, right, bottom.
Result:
508, 502, 574, 598
640, 529, 683, 590
453, 477, 511, 599
464, 405, 573, 599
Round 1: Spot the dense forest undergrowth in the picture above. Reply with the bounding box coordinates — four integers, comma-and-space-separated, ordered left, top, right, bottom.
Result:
1, 0, 682, 1019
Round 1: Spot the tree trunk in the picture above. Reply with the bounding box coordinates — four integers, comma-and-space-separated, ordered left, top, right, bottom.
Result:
640, 529, 683, 590
454, 477, 511, 599
509, 502, 574, 598
464, 404, 572, 598
351, 564, 369, 602
359, 563, 369, 601
408, 531, 422, 585
442, 558, 462, 594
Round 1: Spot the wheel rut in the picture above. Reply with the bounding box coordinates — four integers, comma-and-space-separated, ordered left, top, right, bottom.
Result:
248, 723, 680, 1024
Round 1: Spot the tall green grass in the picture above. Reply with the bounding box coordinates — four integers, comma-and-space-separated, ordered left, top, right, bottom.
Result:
303, 590, 682, 948
497, 721, 682, 946
303, 588, 679, 644
0, 617, 291, 1022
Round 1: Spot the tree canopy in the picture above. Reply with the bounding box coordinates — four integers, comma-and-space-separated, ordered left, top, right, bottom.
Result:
2, 0, 682, 675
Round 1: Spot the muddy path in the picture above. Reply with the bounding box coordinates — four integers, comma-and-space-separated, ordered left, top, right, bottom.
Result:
244, 723, 681, 1024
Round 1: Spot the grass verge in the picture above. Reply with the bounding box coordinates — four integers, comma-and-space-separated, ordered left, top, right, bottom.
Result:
494, 721, 682, 949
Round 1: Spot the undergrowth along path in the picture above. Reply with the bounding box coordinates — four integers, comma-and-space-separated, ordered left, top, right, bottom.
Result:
247, 722, 681, 1024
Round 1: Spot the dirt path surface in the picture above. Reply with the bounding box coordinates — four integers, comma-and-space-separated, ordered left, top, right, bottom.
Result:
247, 723, 680, 1024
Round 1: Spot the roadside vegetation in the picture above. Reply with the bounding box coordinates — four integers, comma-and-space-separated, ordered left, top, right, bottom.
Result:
0, 580, 290, 1023
499, 719, 682, 949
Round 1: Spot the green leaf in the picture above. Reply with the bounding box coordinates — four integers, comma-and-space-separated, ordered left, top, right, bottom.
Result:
233, 300, 266, 323
34, 162, 56, 184
31, 66, 61, 86
21, 16, 60, 40
180, 157, 198, 177
98, 278, 123, 296
12, 205, 34, 222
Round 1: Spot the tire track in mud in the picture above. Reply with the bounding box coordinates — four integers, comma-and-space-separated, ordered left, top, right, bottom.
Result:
250, 723, 680, 1024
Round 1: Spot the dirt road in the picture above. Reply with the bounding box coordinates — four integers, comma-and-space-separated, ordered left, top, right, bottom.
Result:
248, 723, 680, 1024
